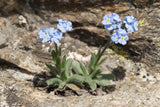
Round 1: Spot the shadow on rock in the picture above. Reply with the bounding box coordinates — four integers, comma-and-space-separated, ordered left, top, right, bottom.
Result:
68, 29, 107, 47
112, 66, 126, 81
0, 58, 37, 75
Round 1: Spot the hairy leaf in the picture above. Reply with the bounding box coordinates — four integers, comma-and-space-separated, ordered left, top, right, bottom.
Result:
45, 63, 59, 77
95, 57, 107, 68
59, 46, 61, 56
88, 80, 97, 90
66, 83, 80, 90
65, 58, 72, 79
58, 81, 66, 89
90, 69, 102, 78
96, 74, 115, 80
61, 55, 67, 70
88, 53, 96, 73
60, 70, 66, 81
67, 74, 84, 84
51, 50, 56, 64
46, 78, 62, 86
55, 56, 61, 70
95, 46, 102, 63
85, 76, 97, 90
72, 61, 83, 75
95, 80, 111, 86
79, 62, 88, 76
55, 43, 58, 54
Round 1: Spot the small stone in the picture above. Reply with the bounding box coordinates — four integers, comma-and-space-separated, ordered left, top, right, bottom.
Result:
18, 15, 27, 26
136, 73, 140, 76
143, 75, 146, 78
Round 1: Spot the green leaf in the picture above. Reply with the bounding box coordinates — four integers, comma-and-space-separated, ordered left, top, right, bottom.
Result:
60, 69, 66, 81
95, 74, 115, 80
88, 53, 96, 72
58, 46, 61, 56
65, 58, 72, 79
66, 83, 80, 90
61, 55, 67, 70
51, 50, 56, 64
95, 56, 107, 68
79, 62, 88, 76
90, 69, 102, 78
45, 63, 59, 76
58, 81, 66, 89
58, 82, 66, 89
88, 79, 97, 90
55, 56, 61, 70
95, 46, 102, 61
85, 76, 96, 90
46, 78, 62, 86
96, 46, 102, 57
72, 61, 83, 75
95, 80, 111, 86
55, 43, 58, 54
66, 74, 84, 84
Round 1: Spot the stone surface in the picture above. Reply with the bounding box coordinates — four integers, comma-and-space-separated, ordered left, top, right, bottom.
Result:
0, 67, 160, 106
0, 1, 160, 107
0, 1, 159, 73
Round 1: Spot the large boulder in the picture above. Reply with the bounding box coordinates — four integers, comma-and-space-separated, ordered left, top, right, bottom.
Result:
0, 1, 159, 73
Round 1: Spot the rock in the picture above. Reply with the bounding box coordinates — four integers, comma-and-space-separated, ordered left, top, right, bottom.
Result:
18, 15, 27, 27
0, 1, 159, 74
0, 1, 160, 106
0, 0, 19, 15
0, 18, 4, 27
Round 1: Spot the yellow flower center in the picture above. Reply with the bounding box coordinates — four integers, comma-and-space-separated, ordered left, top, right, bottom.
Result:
121, 37, 124, 40
107, 19, 110, 22
46, 34, 49, 38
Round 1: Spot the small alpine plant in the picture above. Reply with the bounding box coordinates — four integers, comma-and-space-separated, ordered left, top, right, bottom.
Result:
37, 18, 115, 91
37, 19, 84, 90
37, 13, 138, 92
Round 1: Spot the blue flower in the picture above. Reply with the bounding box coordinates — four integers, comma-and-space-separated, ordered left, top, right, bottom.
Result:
38, 28, 51, 42
116, 29, 129, 45
50, 29, 63, 44
102, 14, 114, 25
123, 16, 138, 33
57, 19, 73, 33
111, 29, 129, 45
38, 28, 63, 44
111, 33, 119, 44
102, 13, 122, 30
112, 13, 121, 23
105, 24, 114, 30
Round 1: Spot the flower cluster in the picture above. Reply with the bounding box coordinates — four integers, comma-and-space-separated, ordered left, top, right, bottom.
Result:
57, 19, 73, 33
102, 13, 138, 45
37, 19, 73, 43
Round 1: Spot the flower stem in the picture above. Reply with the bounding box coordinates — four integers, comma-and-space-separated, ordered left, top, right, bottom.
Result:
95, 39, 112, 66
